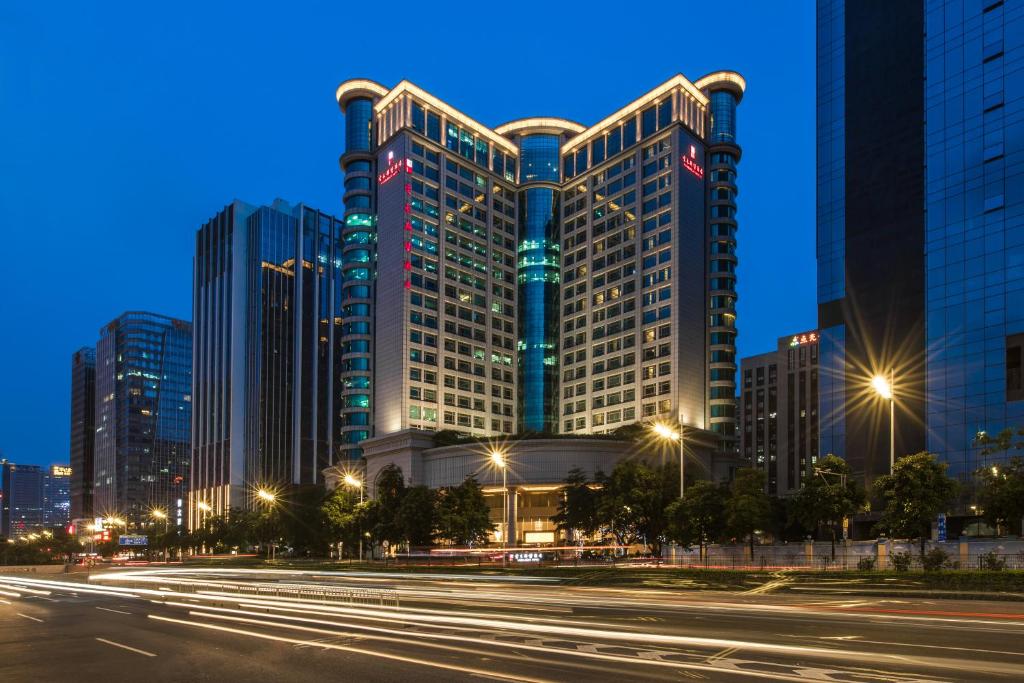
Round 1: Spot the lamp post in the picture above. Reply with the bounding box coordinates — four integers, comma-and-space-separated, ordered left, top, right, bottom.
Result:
196, 501, 212, 556
256, 488, 277, 560
652, 419, 685, 498
871, 370, 895, 473
151, 509, 169, 562
343, 474, 364, 562
490, 450, 508, 568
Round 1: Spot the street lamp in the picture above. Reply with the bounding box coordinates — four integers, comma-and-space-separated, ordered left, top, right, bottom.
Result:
255, 488, 278, 560
490, 450, 508, 567
151, 509, 169, 562
870, 370, 895, 473
651, 420, 685, 498
342, 474, 365, 562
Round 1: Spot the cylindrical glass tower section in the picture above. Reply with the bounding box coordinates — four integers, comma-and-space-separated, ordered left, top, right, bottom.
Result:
336, 81, 386, 463
697, 72, 745, 446
496, 122, 581, 433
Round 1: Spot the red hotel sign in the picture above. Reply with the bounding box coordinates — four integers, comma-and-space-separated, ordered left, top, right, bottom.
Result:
681, 144, 704, 180
378, 156, 412, 185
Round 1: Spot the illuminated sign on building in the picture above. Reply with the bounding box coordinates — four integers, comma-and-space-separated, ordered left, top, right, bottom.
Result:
378, 151, 413, 185
681, 144, 704, 180
789, 331, 819, 347
51, 465, 72, 477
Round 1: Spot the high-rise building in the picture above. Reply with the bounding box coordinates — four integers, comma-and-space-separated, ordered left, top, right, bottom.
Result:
93, 312, 192, 530
816, 0, 927, 486
817, 0, 1024, 489
69, 346, 96, 520
1, 461, 45, 538
740, 332, 820, 495
191, 199, 345, 524
335, 72, 744, 456
43, 465, 71, 528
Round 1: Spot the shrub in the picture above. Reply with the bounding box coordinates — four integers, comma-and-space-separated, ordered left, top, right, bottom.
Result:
891, 551, 912, 572
979, 551, 1006, 571
922, 547, 949, 572
857, 556, 876, 571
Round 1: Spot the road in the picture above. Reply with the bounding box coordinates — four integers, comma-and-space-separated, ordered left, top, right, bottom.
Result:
2, 567, 1024, 681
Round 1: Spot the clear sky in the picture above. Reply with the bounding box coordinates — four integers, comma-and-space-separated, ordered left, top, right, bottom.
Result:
0, 1, 816, 467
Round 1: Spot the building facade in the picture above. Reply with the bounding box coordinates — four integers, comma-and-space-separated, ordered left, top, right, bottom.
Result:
69, 346, 96, 520
1, 462, 44, 538
335, 72, 744, 456
191, 200, 346, 524
817, 0, 1024, 488
740, 332, 820, 495
43, 465, 71, 529
93, 312, 192, 530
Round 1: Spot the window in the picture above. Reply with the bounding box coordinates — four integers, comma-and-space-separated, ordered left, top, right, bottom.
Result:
1008, 333, 1024, 402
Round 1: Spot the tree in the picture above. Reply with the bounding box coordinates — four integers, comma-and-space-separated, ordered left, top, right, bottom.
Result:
665, 480, 727, 560
281, 485, 332, 557
371, 464, 407, 546
396, 485, 438, 548
551, 467, 601, 544
975, 457, 1024, 536
596, 459, 678, 555
436, 477, 494, 546
874, 451, 959, 558
793, 454, 866, 559
321, 486, 365, 558
725, 468, 773, 557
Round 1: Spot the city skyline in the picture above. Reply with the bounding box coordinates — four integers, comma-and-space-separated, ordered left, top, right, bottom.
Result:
0, 3, 815, 468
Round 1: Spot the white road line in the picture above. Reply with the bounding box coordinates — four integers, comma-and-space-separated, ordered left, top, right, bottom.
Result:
96, 606, 133, 615
17, 613, 43, 622
0, 599, 12, 605
95, 637, 157, 657
34, 596, 57, 602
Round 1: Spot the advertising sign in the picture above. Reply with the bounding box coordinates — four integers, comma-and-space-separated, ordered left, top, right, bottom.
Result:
118, 535, 148, 547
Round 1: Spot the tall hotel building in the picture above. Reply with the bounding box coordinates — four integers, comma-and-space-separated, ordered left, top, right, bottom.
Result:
191, 200, 346, 522
817, 0, 1024, 488
93, 312, 192, 529
69, 346, 96, 520
336, 72, 744, 450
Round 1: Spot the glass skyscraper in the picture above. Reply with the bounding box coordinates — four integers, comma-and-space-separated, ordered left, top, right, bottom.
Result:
69, 346, 96, 520
1, 462, 44, 538
817, 0, 1024, 494
336, 72, 744, 454
190, 199, 346, 524
93, 312, 192, 530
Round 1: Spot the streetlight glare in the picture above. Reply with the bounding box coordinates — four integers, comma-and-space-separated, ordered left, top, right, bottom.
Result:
871, 375, 893, 400
489, 450, 506, 468
651, 422, 680, 441
196, 501, 211, 512
256, 488, 276, 503
343, 474, 361, 488
151, 509, 167, 519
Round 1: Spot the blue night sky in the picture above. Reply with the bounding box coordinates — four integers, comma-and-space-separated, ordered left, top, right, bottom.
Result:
0, 1, 815, 468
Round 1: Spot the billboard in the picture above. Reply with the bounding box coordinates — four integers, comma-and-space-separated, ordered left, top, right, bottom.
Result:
118, 535, 148, 547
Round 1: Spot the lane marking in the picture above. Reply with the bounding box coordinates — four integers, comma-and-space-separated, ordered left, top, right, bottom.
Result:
95, 637, 157, 657
17, 613, 43, 622
96, 606, 133, 615
0, 599, 11, 605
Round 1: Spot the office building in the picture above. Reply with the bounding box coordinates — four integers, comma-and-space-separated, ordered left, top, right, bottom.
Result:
1, 461, 44, 538
817, 0, 1024, 487
69, 346, 96, 520
43, 465, 71, 528
191, 200, 345, 524
93, 312, 192, 530
335, 72, 744, 458
740, 332, 820, 495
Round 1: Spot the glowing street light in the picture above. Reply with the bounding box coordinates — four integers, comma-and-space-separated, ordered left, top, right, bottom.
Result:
490, 450, 509, 567
651, 420, 685, 497
342, 473, 365, 562
196, 501, 212, 513
870, 370, 896, 473
256, 488, 277, 504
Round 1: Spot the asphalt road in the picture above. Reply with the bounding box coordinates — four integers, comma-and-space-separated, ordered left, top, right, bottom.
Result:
2, 567, 1024, 682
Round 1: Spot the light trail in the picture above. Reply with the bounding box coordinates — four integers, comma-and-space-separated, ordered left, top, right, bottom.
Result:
147, 614, 556, 683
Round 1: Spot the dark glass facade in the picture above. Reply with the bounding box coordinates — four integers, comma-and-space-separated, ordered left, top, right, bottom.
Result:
191, 200, 345, 523
69, 346, 96, 520
816, 0, 928, 487
94, 312, 192, 530
43, 467, 71, 528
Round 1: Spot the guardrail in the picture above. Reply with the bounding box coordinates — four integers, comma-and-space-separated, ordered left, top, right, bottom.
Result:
101, 578, 400, 608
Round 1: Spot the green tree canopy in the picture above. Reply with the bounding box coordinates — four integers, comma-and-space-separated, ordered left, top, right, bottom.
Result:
975, 456, 1024, 535
596, 459, 678, 555
793, 454, 867, 558
665, 480, 727, 559
551, 467, 601, 543
874, 451, 959, 557
396, 485, 438, 547
725, 468, 773, 556
436, 477, 494, 547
